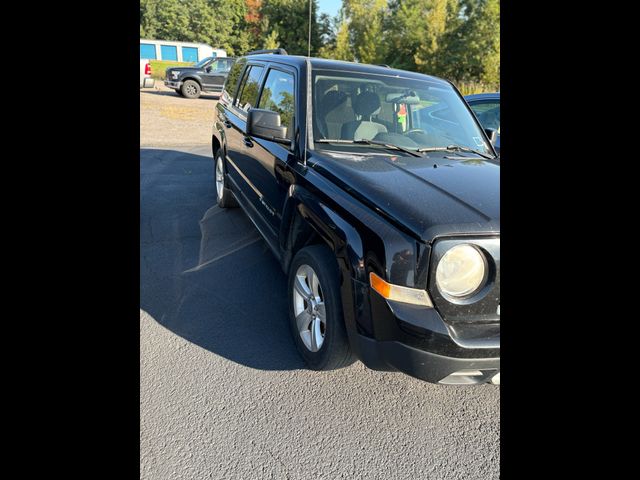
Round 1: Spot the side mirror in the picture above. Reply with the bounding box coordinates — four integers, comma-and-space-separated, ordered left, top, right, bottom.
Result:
247, 109, 291, 145
484, 128, 499, 145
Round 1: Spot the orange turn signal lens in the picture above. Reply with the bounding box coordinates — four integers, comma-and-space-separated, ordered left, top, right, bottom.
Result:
369, 272, 433, 307
370, 271, 392, 298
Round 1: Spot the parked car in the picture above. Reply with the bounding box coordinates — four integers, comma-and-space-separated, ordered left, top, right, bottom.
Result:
212, 50, 500, 385
465, 93, 500, 154
140, 59, 155, 89
165, 57, 236, 99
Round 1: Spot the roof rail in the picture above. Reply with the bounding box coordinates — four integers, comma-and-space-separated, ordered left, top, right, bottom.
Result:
376, 64, 391, 68
246, 48, 288, 56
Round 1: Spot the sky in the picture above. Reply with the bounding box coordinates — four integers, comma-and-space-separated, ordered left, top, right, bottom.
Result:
318, 0, 342, 18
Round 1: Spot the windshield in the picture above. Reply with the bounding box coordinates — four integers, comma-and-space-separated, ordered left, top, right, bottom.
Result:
195, 56, 215, 68
312, 70, 492, 155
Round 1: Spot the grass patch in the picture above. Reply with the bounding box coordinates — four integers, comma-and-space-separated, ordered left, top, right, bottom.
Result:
454, 81, 499, 96
149, 60, 195, 80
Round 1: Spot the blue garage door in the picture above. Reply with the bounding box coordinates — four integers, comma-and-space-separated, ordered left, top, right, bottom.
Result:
160, 45, 178, 61
182, 47, 199, 63
140, 43, 157, 60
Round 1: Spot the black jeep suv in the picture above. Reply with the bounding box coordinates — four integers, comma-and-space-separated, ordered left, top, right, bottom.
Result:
211, 50, 500, 385
165, 56, 236, 99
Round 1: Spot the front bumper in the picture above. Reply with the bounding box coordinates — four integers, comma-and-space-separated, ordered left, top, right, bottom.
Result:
348, 280, 500, 385
164, 79, 182, 89
355, 334, 500, 384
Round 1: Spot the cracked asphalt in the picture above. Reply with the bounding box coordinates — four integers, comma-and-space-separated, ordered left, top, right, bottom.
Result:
140, 136, 500, 478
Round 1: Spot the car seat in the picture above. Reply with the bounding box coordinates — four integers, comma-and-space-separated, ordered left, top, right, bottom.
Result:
341, 91, 388, 140
316, 90, 348, 139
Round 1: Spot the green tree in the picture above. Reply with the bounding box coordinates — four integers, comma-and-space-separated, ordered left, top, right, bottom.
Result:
261, 0, 323, 55
385, 0, 459, 72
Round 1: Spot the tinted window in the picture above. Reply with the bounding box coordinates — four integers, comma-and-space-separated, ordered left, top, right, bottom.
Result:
236, 66, 265, 113
222, 59, 246, 103
469, 101, 500, 131
258, 69, 295, 140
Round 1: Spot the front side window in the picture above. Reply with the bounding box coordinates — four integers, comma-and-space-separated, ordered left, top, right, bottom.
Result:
312, 70, 492, 155
209, 58, 234, 73
235, 66, 265, 113
258, 69, 295, 140
469, 101, 500, 132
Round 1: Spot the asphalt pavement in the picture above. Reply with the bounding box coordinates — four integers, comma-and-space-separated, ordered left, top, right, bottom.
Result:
140, 145, 500, 480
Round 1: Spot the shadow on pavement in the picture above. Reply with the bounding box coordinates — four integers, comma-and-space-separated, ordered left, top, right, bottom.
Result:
140, 148, 304, 371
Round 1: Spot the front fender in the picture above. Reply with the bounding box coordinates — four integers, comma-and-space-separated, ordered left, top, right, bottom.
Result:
280, 182, 426, 350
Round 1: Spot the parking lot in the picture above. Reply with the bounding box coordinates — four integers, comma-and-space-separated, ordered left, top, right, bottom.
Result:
140, 89, 500, 479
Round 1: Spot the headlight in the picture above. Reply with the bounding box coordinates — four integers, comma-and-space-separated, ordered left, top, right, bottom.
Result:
435, 244, 486, 298
172, 71, 180, 79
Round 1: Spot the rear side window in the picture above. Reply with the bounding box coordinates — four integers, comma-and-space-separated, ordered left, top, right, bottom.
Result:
235, 65, 265, 113
258, 69, 295, 140
222, 59, 246, 103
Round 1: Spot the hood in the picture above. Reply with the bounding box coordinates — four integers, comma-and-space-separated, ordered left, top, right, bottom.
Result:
310, 149, 500, 242
166, 67, 202, 76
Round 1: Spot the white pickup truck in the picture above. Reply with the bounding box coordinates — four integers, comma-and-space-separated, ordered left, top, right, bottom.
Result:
140, 59, 155, 89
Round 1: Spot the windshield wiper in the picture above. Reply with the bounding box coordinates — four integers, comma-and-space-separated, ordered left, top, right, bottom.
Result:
315, 138, 422, 157
417, 144, 495, 160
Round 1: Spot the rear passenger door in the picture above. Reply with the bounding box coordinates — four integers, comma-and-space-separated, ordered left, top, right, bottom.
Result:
244, 65, 297, 235
223, 63, 267, 215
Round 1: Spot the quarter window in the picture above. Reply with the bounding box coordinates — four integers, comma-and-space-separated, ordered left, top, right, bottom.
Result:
222, 59, 246, 103
258, 69, 295, 140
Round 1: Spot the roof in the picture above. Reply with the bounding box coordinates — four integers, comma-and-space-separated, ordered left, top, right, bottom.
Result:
241, 54, 451, 85
464, 93, 500, 101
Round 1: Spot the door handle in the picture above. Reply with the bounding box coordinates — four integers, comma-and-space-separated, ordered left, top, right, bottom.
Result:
223, 120, 232, 128
243, 137, 254, 148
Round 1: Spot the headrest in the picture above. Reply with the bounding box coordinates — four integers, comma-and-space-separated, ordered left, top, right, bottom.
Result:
353, 91, 381, 117
319, 90, 347, 114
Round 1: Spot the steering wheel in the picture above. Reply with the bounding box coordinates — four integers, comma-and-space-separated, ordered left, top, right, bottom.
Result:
406, 128, 426, 135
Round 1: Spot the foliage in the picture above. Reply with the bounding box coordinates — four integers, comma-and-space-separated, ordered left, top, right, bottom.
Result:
140, 0, 500, 88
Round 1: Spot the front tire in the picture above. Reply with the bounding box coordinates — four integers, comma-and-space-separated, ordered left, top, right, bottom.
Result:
288, 245, 355, 370
215, 150, 238, 208
181, 79, 201, 99
174, 88, 183, 96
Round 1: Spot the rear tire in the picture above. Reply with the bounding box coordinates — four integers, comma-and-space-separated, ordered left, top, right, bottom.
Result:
288, 245, 355, 370
215, 149, 238, 208
181, 79, 201, 99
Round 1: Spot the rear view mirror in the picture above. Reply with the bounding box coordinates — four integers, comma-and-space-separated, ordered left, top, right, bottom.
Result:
247, 109, 291, 145
386, 92, 420, 105
484, 128, 499, 145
